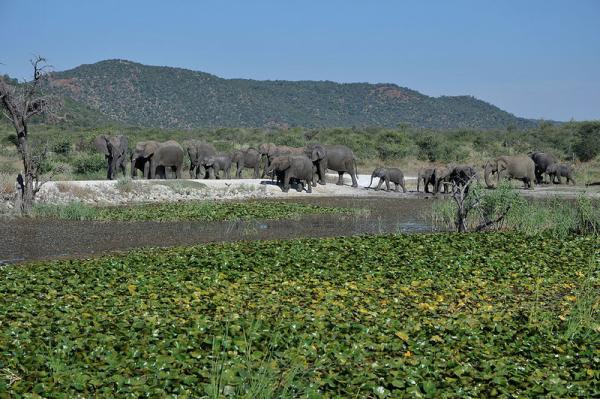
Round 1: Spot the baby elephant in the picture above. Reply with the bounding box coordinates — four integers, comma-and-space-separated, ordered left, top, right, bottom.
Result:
367, 167, 407, 192
546, 163, 576, 185
202, 154, 232, 179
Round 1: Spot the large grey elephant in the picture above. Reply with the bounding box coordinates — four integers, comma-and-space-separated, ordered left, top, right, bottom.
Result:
320, 144, 359, 187
131, 140, 160, 179
258, 143, 305, 178
417, 168, 435, 193
185, 140, 217, 179
149, 141, 184, 179
546, 163, 576, 185
529, 151, 558, 184
202, 153, 232, 179
485, 155, 535, 189
367, 167, 406, 192
94, 135, 128, 180
231, 148, 261, 178
266, 155, 314, 193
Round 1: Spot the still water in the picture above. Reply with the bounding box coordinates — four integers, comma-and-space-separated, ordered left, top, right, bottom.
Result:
0, 197, 437, 264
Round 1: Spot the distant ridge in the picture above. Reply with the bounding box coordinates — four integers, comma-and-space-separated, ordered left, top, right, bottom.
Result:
47, 59, 537, 129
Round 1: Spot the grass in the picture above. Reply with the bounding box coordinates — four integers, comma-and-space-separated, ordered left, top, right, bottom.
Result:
431, 183, 600, 236
0, 233, 598, 397
31, 200, 355, 222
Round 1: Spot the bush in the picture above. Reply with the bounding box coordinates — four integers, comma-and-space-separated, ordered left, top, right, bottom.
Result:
574, 121, 600, 161
51, 139, 72, 156
376, 130, 416, 160
415, 133, 469, 162
71, 153, 106, 175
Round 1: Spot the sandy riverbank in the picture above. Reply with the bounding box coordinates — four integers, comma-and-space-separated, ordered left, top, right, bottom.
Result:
28, 173, 600, 206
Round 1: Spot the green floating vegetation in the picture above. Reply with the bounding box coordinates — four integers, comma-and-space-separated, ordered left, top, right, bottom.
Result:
1, 233, 598, 397
31, 201, 355, 222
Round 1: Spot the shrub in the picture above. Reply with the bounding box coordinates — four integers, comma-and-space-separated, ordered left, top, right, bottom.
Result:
51, 139, 72, 156
71, 153, 106, 175
376, 130, 416, 160
574, 121, 600, 161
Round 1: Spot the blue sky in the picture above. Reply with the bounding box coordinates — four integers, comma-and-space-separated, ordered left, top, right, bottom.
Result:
2, 0, 599, 121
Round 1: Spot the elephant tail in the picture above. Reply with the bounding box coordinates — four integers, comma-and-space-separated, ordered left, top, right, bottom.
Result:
367, 174, 374, 188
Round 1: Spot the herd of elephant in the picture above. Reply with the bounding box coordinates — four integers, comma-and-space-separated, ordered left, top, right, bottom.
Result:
94, 135, 576, 194
417, 152, 576, 194
93, 135, 360, 192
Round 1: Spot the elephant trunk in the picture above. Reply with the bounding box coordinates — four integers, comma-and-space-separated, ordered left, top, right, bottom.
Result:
484, 162, 496, 188
367, 173, 375, 188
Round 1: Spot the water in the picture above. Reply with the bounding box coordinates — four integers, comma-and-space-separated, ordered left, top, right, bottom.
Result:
0, 197, 437, 264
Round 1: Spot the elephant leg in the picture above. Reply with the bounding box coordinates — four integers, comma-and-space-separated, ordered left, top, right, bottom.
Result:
336, 171, 344, 185
176, 166, 181, 179
350, 171, 358, 188
283, 171, 291, 192
401, 182, 407, 193
375, 178, 383, 191
149, 161, 155, 179
318, 164, 326, 185
385, 177, 390, 192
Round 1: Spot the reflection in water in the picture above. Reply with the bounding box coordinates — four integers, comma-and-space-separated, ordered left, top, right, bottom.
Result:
0, 197, 438, 263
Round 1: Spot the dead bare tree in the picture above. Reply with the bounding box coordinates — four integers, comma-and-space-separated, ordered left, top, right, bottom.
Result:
0, 57, 60, 215
450, 175, 512, 232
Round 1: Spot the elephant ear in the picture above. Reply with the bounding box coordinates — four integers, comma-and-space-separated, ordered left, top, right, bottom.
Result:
143, 142, 159, 158
311, 146, 326, 162
94, 135, 109, 156
279, 156, 292, 170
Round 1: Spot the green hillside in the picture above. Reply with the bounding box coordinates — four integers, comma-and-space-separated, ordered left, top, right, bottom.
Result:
48, 59, 536, 129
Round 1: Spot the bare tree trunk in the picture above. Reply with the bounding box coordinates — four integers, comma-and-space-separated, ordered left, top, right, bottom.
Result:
0, 57, 59, 216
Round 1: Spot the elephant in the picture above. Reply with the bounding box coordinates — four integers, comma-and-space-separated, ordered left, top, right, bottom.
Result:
417, 168, 435, 193
367, 167, 407, 192
202, 153, 232, 179
484, 155, 535, 189
305, 144, 328, 185
185, 140, 216, 179
231, 148, 261, 178
320, 144, 359, 187
149, 140, 184, 179
433, 167, 453, 194
130, 140, 160, 179
447, 165, 479, 195
546, 163, 576, 185
529, 151, 558, 184
266, 155, 314, 193
258, 143, 305, 178
94, 135, 128, 180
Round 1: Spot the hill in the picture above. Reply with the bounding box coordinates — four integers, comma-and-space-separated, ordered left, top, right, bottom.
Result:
48, 59, 536, 129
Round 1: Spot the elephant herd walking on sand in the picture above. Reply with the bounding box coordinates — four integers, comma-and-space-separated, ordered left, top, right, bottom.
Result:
95, 135, 575, 194
94, 135, 360, 193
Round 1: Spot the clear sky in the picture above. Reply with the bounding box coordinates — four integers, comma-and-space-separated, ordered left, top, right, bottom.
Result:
2, 0, 599, 121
